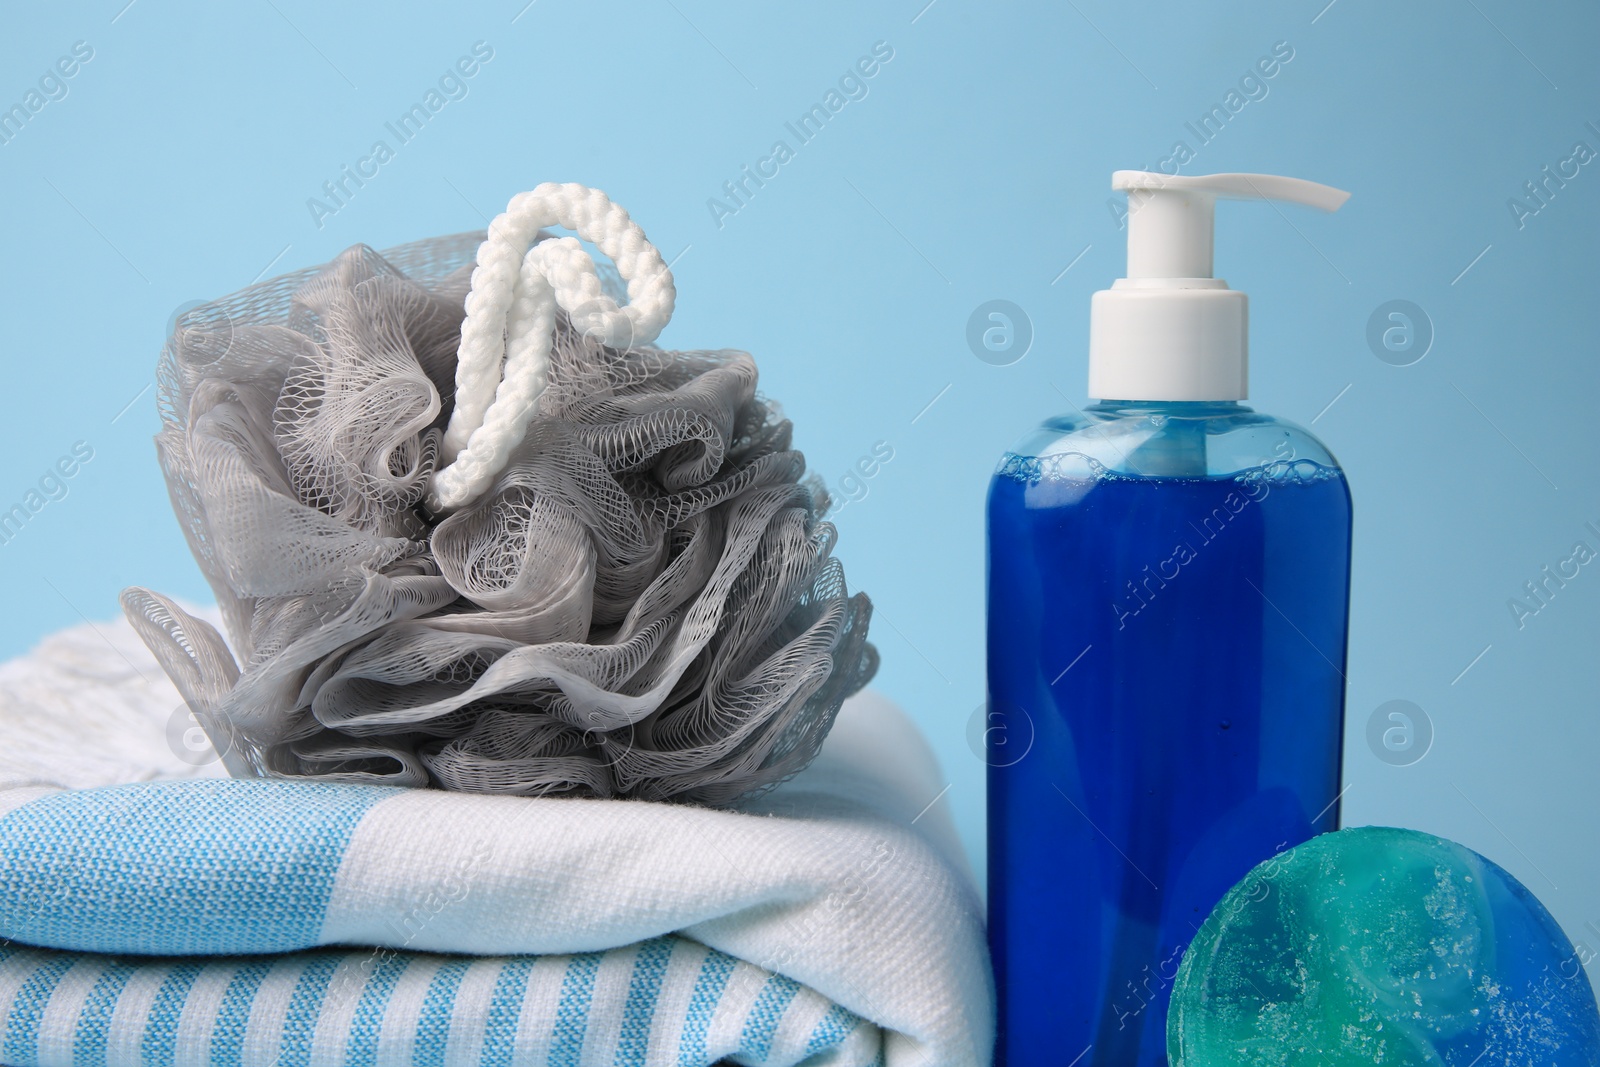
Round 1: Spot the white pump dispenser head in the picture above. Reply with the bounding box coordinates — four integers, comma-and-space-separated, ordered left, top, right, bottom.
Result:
1088, 170, 1349, 401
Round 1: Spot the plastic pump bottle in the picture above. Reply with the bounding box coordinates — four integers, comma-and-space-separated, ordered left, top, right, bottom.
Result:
985, 171, 1354, 1066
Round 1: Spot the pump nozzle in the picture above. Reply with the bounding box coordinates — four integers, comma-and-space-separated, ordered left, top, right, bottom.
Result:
1115, 171, 1349, 280
1089, 170, 1350, 401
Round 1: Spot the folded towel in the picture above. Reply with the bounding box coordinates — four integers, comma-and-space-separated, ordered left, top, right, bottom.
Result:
0, 618, 992, 1067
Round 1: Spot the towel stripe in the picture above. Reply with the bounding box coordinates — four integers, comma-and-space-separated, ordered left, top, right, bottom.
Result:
479, 957, 535, 1067
138, 964, 201, 1067
277, 954, 343, 1067
72, 960, 138, 1067
343, 952, 411, 1067
807, 1002, 865, 1056
549, 952, 602, 1067
740, 975, 802, 1063
35, 956, 108, 1067
614, 937, 673, 1067
208, 959, 273, 1067
413, 956, 471, 1067
3, 955, 77, 1066
676, 949, 737, 1067
0, 782, 388, 957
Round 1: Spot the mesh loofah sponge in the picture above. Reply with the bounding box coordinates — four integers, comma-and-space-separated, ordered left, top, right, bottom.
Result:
122, 186, 875, 804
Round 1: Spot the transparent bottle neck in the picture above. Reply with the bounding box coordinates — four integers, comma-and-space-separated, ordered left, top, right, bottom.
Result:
1086, 399, 1252, 418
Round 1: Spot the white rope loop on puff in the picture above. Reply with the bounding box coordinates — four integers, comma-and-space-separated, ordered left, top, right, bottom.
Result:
427, 182, 676, 513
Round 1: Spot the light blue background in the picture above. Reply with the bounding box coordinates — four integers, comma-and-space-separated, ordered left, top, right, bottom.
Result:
2, 0, 1597, 973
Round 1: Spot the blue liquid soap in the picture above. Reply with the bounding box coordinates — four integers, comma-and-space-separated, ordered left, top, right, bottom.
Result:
986, 401, 1352, 1066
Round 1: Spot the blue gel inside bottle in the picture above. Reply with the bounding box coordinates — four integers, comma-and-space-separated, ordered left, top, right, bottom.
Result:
985, 401, 1352, 1067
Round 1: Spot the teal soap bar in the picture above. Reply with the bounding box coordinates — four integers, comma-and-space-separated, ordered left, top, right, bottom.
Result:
1169, 826, 1600, 1066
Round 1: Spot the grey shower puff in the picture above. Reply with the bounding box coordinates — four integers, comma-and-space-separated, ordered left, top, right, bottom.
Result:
122, 231, 876, 804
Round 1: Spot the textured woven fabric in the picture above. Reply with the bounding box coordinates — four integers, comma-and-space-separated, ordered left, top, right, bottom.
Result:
0, 618, 991, 1067
0, 939, 880, 1067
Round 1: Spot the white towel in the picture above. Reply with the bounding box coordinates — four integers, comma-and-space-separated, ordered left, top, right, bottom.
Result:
0, 614, 993, 1067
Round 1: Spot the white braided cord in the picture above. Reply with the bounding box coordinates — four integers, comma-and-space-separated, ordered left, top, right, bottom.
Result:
428, 183, 676, 512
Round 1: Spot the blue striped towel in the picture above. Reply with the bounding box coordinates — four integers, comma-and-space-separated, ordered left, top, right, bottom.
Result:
0, 687, 991, 1067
